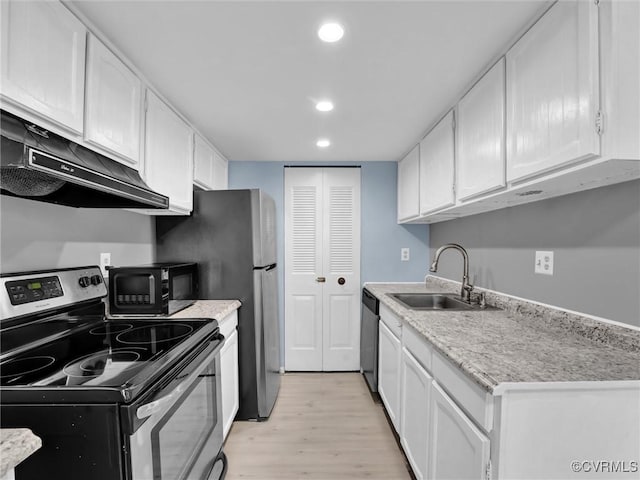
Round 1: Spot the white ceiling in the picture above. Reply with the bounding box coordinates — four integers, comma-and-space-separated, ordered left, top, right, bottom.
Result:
70, 0, 549, 162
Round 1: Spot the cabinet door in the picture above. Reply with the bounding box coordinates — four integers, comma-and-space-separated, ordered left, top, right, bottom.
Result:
193, 133, 216, 189
506, 0, 599, 183
378, 320, 402, 432
400, 348, 432, 480
84, 34, 142, 166
429, 382, 490, 480
397, 145, 420, 221
212, 151, 229, 190
144, 90, 194, 213
457, 58, 506, 201
419, 111, 455, 214
220, 328, 239, 440
0, 0, 86, 133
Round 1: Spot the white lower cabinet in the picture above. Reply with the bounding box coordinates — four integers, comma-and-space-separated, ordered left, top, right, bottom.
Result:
429, 382, 490, 480
218, 310, 239, 441
378, 318, 402, 432
400, 347, 432, 480
377, 303, 639, 480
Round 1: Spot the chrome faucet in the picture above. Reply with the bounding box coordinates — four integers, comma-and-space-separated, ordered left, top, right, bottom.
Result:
429, 243, 474, 303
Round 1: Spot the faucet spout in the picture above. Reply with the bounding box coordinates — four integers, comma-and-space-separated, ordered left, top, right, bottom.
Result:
428, 243, 473, 303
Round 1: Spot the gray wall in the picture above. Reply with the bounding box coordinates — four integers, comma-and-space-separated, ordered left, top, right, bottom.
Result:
429, 180, 640, 327
1, 196, 155, 273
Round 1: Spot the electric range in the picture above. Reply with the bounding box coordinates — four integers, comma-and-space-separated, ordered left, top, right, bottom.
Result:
0, 266, 227, 480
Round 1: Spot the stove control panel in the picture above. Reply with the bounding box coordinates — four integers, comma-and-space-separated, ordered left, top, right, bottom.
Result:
5, 276, 63, 305
0, 266, 107, 321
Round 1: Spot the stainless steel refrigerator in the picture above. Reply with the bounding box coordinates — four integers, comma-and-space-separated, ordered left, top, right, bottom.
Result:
156, 189, 280, 420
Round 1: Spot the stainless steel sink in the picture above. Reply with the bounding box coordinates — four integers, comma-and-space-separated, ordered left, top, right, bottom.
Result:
391, 293, 488, 311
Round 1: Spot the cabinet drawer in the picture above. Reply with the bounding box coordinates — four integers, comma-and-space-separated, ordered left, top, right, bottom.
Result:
403, 324, 432, 373
218, 310, 238, 338
380, 303, 402, 338
432, 349, 493, 432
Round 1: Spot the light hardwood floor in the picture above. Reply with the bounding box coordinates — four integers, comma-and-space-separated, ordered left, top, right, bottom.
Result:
223, 373, 412, 480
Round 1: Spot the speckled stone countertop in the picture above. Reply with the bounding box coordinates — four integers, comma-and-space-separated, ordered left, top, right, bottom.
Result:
0, 429, 41, 477
365, 277, 640, 393
170, 300, 241, 323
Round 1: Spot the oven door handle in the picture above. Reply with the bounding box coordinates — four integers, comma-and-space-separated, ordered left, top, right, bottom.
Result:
136, 379, 188, 419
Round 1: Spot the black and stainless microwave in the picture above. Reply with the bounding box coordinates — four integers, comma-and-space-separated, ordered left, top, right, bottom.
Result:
108, 263, 198, 316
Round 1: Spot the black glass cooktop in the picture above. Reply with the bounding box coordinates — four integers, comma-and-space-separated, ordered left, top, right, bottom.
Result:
0, 317, 218, 403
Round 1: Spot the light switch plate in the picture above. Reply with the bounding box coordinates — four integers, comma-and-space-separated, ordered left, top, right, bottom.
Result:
535, 251, 553, 275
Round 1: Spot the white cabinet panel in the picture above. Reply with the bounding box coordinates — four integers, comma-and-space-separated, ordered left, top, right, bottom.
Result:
212, 152, 229, 190
193, 134, 216, 189
419, 111, 455, 214
194, 135, 227, 190
144, 90, 194, 214
400, 347, 432, 480
397, 144, 420, 221
456, 58, 506, 201
1, 0, 86, 133
220, 326, 239, 441
599, 0, 640, 160
85, 34, 142, 166
429, 382, 490, 480
506, 0, 599, 183
378, 320, 402, 432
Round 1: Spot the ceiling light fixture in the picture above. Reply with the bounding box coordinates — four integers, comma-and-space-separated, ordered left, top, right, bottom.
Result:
318, 23, 344, 43
315, 100, 334, 112
316, 139, 331, 148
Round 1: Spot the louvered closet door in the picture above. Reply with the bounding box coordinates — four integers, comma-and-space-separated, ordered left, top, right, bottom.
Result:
284, 167, 361, 371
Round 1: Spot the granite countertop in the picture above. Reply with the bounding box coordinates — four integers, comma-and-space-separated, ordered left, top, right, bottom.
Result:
0, 429, 41, 477
365, 277, 640, 393
170, 300, 241, 323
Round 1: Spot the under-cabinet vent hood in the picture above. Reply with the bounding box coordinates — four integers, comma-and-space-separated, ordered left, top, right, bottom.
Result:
0, 110, 169, 209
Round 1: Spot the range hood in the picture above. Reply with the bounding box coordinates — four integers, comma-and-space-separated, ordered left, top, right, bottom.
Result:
1, 110, 169, 209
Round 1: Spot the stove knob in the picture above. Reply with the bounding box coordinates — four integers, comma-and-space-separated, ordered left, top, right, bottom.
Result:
90, 275, 103, 286
78, 276, 91, 288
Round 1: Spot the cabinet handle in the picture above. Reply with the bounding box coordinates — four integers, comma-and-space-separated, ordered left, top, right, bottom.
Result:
338, 277, 346, 285
316, 277, 326, 283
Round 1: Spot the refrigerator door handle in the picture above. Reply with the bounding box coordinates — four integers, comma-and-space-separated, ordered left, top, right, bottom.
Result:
254, 263, 277, 271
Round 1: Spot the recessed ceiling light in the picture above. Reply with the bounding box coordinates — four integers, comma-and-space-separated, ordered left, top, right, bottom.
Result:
318, 23, 344, 43
316, 139, 331, 148
315, 100, 334, 112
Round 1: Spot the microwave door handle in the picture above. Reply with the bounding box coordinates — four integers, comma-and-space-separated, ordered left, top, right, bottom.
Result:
136, 378, 188, 419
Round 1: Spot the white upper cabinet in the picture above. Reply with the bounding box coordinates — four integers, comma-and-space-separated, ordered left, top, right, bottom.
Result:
194, 134, 228, 190
193, 133, 216, 189
506, 0, 600, 183
84, 34, 142, 166
0, 0, 86, 134
419, 110, 455, 215
397, 145, 420, 221
456, 58, 506, 201
144, 90, 194, 214
599, 0, 640, 160
212, 151, 229, 190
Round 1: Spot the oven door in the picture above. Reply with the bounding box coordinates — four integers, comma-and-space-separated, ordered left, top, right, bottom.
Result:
125, 338, 224, 480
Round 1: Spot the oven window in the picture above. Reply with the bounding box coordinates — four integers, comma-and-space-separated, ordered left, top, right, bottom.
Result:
151, 363, 217, 480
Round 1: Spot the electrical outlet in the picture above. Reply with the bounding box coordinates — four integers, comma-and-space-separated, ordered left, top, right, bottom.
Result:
100, 252, 111, 276
535, 251, 553, 275
401, 248, 410, 262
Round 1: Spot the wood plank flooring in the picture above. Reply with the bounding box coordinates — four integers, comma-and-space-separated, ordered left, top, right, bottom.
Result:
223, 373, 412, 480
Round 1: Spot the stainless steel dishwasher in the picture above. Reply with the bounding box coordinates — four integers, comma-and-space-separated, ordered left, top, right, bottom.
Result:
360, 288, 380, 393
